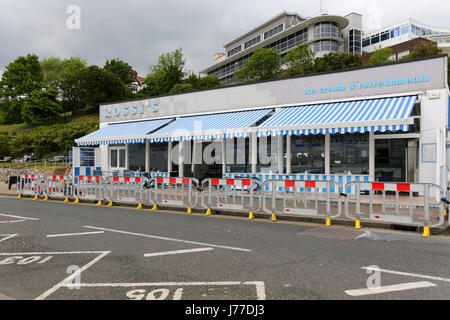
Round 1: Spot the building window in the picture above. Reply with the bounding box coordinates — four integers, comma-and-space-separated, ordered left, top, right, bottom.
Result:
244, 35, 261, 49
370, 34, 380, 45
80, 148, 95, 167
349, 29, 361, 54
401, 24, 409, 35
380, 30, 390, 41
390, 27, 400, 38
149, 142, 169, 172
264, 24, 284, 40
128, 143, 145, 171
314, 21, 339, 39
330, 133, 369, 175
362, 37, 370, 47
290, 135, 325, 174
227, 45, 241, 58
314, 40, 339, 52
110, 145, 126, 169
226, 138, 250, 173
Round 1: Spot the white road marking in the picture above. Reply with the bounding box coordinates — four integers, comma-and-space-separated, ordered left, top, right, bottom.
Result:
62, 281, 266, 300
46, 231, 104, 238
0, 220, 26, 224
345, 281, 437, 296
0, 213, 39, 221
144, 247, 214, 257
363, 266, 450, 283
35, 251, 110, 300
0, 234, 18, 243
0, 251, 108, 256
84, 225, 251, 252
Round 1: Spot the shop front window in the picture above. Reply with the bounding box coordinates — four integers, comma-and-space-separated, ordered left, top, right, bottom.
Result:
226, 138, 250, 173
128, 143, 145, 171
330, 133, 369, 175
290, 135, 325, 174
150, 142, 169, 172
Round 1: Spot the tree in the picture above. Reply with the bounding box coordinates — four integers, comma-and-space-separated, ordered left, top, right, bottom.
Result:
104, 58, 134, 85
41, 57, 87, 116
0, 54, 44, 124
369, 47, 394, 65
401, 43, 442, 60
140, 48, 187, 97
280, 43, 315, 77
79, 66, 132, 110
21, 86, 62, 125
313, 52, 363, 73
0, 135, 11, 158
233, 48, 281, 83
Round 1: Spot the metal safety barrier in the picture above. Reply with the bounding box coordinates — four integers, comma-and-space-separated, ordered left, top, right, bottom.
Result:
44, 175, 74, 200
148, 177, 200, 209
201, 178, 261, 214
73, 175, 105, 201
105, 176, 146, 205
17, 174, 44, 198
344, 181, 446, 230
260, 180, 342, 222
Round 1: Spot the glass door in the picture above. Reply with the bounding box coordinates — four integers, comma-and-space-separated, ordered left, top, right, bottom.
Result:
109, 146, 126, 171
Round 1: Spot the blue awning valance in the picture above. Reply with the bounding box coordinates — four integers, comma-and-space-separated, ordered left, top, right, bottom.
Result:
257, 96, 417, 137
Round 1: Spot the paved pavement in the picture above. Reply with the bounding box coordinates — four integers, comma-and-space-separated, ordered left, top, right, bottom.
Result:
0, 195, 449, 300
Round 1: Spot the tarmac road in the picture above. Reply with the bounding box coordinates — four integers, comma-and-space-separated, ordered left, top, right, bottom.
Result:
0, 195, 449, 300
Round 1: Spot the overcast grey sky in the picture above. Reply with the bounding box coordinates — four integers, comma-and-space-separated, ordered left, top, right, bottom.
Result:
0, 0, 449, 78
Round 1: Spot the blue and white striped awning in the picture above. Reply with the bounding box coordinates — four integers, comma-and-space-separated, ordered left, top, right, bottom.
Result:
257, 96, 417, 137
75, 118, 174, 146
148, 109, 272, 142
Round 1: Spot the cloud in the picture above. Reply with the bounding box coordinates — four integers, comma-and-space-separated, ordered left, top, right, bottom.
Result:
0, 0, 449, 78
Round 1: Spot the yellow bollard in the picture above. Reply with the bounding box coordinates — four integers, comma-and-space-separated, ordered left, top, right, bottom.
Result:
187, 207, 192, 214
271, 213, 277, 222
136, 203, 143, 210
43, 196, 48, 201
96, 200, 102, 206
151, 204, 158, 211
16, 194, 21, 199
422, 226, 430, 237
355, 220, 361, 229
248, 212, 255, 220
325, 218, 332, 227
205, 208, 212, 216
73, 198, 79, 203
33, 195, 38, 201
107, 201, 113, 207
64, 198, 69, 203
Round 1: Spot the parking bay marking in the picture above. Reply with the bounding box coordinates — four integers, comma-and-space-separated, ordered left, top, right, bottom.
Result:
0, 251, 110, 300
46, 231, 104, 238
0, 220, 26, 224
345, 281, 437, 296
84, 225, 252, 252
144, 247, 214, 257
35, 251, 111, 300
62, 281, 266, 300
0, 234, 18, 243
362, 266, 450, 283
0, 213, 39, 221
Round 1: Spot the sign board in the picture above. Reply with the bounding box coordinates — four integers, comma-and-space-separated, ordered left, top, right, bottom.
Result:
100, 56, 447, 124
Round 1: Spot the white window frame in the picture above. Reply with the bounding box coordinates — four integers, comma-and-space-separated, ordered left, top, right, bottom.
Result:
109, 145, 127, 170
